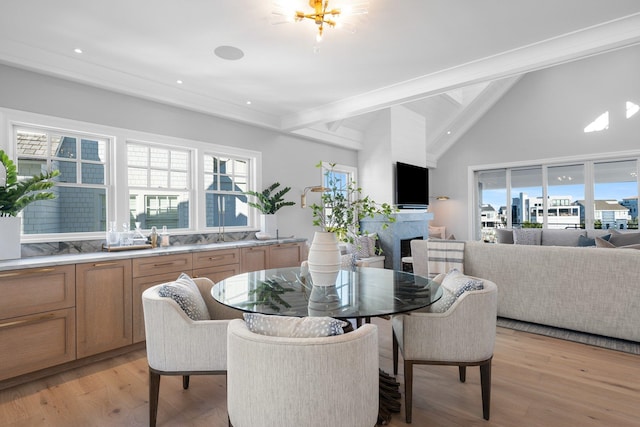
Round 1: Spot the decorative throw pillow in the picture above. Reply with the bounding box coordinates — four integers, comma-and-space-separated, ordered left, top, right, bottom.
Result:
346, 233, 378, 258
595, 235, 640, 250
440, 268, 484, 298
580, 233, 610, 247
428, 226, 446, 240
424, 288, 457, 313
158, 273, 211, 321
513, 228, 542, 245
608, 231, 640, 247
243, 313, 348, 337
495, 228, 514, 244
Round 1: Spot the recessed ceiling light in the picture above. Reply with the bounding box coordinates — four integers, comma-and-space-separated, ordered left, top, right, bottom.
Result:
246, 100, 252, 105
74, 48, 83, 54
446, 130, 451, 135
176, 80, 183, 84
214, 45, 244, 61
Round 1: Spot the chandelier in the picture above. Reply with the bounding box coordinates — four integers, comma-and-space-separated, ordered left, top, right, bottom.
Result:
273, 1, 368, 42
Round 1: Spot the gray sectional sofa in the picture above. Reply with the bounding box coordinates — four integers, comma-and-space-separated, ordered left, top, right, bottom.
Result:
462, 229, 640, 343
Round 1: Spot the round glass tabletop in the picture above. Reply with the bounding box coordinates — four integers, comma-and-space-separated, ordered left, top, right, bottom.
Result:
212, 266, 442, 319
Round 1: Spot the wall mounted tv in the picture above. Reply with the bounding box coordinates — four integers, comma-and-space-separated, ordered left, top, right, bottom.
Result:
395, 161, 429, 209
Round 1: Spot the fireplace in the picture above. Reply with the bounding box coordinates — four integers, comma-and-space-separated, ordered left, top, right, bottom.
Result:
361, 211, 433, 270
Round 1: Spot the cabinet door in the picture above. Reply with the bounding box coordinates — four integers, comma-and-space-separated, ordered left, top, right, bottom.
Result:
241, 246, 269, 272
76, 260, 132, 358
132, 271, 186, 343
269, 242, 304, 268
0, 308, 76, 381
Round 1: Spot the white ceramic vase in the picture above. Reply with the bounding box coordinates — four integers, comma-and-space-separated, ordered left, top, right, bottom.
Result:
0, 216, 21, 260
257, 214, 277, 240
307, 231, 342, 286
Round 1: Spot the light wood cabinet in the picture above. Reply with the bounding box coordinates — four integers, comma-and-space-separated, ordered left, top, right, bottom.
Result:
192, 248, 240, 283
0, 265, 76, 381
76, 260, 132, 358
241, 246, 269, 272
131, 252, 193, 343
268, 242, 305, 268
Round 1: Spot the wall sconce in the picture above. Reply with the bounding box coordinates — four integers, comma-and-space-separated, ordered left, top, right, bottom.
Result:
431, 195, 450, 201
301, 186, 328, 208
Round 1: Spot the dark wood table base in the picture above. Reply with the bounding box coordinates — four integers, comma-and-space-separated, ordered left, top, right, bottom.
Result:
377, 369, 402, 425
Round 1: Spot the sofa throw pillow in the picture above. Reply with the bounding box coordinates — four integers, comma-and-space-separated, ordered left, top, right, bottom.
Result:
243, 313, 348, 337
424, 288, 457, 313
580, 233, 611, 247
608, 231, 640, 247
513, 228, 542, 245
595, 235, 640, 250
158, 273, 211, 321
428, 226, 446, 240
495, 228, 514, 244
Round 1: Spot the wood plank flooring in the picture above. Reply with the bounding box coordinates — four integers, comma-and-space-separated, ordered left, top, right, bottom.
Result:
1, 317, 639, 426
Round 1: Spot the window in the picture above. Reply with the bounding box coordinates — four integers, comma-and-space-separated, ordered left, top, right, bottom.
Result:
473, 156, 640, 239
16, 127, 109, 235
127, 142, 190, 230
203, 155, 249, 228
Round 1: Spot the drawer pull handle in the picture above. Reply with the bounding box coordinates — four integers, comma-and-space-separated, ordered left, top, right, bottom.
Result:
0, 267, 55, 278
154, 261, 178, 267
209, 256, 224, 261
0, 313, 56, 329
92, 262, 119, 267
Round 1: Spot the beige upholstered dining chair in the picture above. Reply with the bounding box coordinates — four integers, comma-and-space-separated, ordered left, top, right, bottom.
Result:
226, 318, 380, 427
142, 276, 242, 427
391, 273, 498, 423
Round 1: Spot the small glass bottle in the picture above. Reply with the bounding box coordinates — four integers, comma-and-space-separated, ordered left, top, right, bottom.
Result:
106, 221, 119, 247
160, 225, 170, 248
149, 226, 158, 248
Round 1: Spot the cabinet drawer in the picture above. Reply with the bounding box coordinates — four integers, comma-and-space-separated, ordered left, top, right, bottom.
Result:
0, 265, 75, 320
241, 246, 268, 273
192, 248, 240, 269
193, 264, 241, 284
132, 253, 192, 278
0, 308, 76, 381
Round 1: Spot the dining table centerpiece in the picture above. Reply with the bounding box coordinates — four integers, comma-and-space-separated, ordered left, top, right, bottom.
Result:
307, 162, 396, 286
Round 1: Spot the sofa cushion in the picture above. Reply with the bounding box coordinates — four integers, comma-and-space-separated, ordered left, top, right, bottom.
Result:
513, 228, 542, 245
158, 273, 211, 321
495, 228, 514, 244
243, 313, 348, 337
541, 229, 586, 246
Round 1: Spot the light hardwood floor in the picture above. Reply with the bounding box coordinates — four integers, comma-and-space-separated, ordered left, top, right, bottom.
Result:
1, 318, 639, 426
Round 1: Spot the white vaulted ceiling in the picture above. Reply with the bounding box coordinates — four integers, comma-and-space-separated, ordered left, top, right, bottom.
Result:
1, 1, 640, 159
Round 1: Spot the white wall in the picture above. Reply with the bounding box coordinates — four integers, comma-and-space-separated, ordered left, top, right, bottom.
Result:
0, 64, 358, 243
432, 44, 640, 240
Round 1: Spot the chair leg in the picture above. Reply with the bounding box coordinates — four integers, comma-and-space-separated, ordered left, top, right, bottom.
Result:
480, 360, 492, 420
404, 360, 414, 424
392, 332, 399, 375
183, 375, 190, 390
459, 365, 466, 382
149, 369, 161, 427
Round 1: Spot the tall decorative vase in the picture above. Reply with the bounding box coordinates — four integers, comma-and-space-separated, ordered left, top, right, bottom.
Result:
307, 231, 342, 286
0, 216, 21, 260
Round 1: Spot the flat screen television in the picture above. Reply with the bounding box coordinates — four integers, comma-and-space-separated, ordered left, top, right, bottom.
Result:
395, 162, 429, 209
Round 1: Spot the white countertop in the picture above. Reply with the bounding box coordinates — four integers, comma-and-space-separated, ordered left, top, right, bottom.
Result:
0, 238, 307, 271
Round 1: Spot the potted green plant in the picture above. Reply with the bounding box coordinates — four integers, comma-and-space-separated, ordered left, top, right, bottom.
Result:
244, 182, 295, 239
0, 149, 60, 260
306, 162, 396, 285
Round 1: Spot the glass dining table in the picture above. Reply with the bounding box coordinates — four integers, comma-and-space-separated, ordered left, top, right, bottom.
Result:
211, 266, 442, 323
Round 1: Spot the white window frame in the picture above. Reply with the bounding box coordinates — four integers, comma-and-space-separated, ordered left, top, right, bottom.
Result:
0, 107, 262, 242
469, 150, 640, 240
